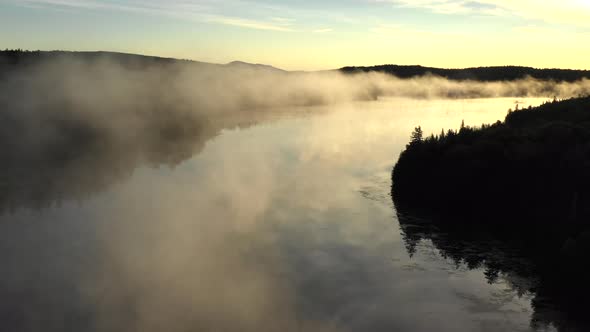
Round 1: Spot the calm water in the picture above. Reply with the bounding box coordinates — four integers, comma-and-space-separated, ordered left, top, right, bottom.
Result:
1, 97, 565, 332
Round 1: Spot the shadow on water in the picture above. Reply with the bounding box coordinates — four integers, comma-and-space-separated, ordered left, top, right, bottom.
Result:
0, 102, 288, 214
0, 104, 311, 332
0, 107, 214, 213
393, 186, 590, 332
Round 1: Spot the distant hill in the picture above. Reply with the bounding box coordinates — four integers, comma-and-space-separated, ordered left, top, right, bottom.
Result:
341, 64, 590, 82
4, 50, 590, 83
224, 60, 285, 73
0, 50, 219, 73
0, 50, 289, 73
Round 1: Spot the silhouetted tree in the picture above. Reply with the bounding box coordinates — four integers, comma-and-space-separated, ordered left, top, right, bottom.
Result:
409, 126, 423, 145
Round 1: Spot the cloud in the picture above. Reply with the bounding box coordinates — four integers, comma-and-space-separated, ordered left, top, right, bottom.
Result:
271, 17, 296, 23
14, 0, 295, 32
377, 0, 497, 15
18, 0, 112, 10
17, 0, 210, 15
313, 28, 334, 33
382, 0, 590, 27
204, 15, 295, 31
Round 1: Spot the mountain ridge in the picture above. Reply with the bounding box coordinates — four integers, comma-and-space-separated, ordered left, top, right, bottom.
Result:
2, 50, 590, 82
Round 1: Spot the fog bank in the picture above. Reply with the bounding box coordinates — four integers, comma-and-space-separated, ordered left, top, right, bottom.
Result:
0, 78, 550, 332
2, 55, 588, 211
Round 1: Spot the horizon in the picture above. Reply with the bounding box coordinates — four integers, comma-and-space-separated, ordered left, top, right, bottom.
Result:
1, 0, 589, 71
4, 49, 590, 72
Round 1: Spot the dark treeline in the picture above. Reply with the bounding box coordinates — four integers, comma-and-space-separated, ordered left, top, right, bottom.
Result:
342, 64, 590, 82
393, 96, 590, 222
7, 50, 590, 83
392, 96, 590, 331
0, 49, 198, 69
0, 50, 212, 84
0, 49, 280, 75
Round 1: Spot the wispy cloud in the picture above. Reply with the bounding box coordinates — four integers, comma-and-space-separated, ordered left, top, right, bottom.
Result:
17, 0, 209, 15
313, 28, 333, 33
373, 0, 501, 15
204, 15, 295, 32
379, 0, 590, 27
270, 17, 296, 24
13, 0, 296, 32
19, 0, 112, 10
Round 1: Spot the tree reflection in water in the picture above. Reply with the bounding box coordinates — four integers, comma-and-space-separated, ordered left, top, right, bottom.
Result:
394, 203, 590, 332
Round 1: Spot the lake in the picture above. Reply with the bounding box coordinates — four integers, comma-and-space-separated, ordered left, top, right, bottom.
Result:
1, 97, 569, 332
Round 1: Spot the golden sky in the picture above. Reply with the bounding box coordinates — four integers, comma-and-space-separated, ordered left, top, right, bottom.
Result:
1, 0, 589, 70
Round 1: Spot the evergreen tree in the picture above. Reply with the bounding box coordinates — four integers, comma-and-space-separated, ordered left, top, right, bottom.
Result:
410, 126, 423, 145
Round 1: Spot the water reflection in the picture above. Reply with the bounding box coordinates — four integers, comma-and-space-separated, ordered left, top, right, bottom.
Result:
393, 177, 590, 330
0, 125, 208, 213
0, 107, 300, 214
0, 98, 562, 332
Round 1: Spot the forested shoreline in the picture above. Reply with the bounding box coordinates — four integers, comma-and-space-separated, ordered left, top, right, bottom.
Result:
342, 64, 590, 82
393, 96, 590, 223
392, 96, 590, 330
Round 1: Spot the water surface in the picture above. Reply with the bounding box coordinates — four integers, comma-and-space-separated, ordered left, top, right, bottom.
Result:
1, 97, 563, 332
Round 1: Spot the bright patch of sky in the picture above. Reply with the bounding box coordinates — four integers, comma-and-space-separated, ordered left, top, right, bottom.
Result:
1, 0, 589, 69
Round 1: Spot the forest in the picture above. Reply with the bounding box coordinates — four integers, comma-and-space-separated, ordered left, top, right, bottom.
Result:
392, 95, 590, 223
342, 64, 590, 82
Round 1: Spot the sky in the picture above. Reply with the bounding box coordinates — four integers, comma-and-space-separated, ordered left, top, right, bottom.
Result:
1, 0, 589, 70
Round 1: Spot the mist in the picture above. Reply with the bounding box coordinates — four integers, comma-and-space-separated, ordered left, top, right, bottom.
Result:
4, 54, 590, 136
0, 53, 585, 332
3, 53, 589, 173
